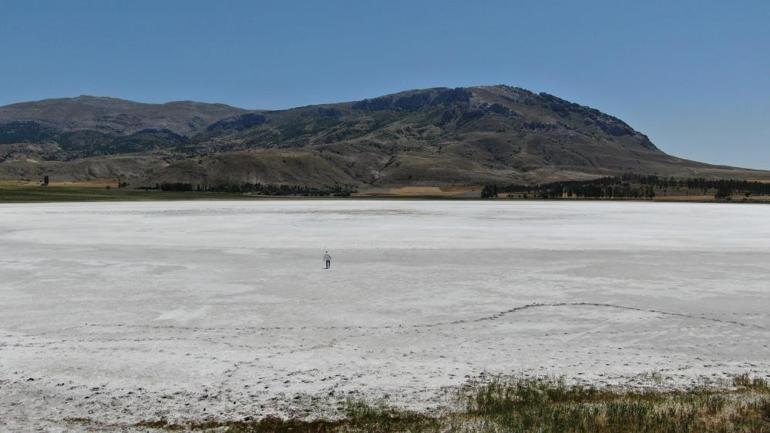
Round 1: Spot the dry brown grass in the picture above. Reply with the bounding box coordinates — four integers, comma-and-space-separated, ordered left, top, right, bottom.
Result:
354, 185, 482, 197
0, 178, 120, 188
653, 194, 716, 202
115, 376, 770, 433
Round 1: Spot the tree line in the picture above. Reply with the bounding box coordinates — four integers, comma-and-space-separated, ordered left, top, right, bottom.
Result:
482, 174, 770, 199
155, 182, 357, 196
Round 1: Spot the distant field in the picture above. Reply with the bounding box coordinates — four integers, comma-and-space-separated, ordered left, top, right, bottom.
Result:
0, 183, 254, 202
354, 185, 482, 198
0, 179, 121, 188
2, 181, 770, 203
654, 194, 770, 202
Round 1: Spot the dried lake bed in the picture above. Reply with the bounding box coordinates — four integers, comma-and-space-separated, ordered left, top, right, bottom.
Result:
1, 200, 769, 430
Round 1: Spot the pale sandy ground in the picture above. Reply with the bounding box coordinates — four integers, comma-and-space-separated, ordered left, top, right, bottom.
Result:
1, 200, 769, 432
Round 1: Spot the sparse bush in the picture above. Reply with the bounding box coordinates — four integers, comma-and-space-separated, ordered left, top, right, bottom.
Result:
481, 184, 498, 198
734, 373, 769, 391
121, 375, 770, 433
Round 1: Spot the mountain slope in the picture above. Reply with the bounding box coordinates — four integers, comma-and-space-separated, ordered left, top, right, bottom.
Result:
1, 86, 768, 187
0, 96, 245, 165
0, 95, 245, 135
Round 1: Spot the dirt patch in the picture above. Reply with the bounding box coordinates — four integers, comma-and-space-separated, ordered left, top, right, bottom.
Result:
654, 195, 715, 202
355, 186, 481, 197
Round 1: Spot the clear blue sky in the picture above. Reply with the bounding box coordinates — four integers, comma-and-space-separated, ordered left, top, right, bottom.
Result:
1, 0, 769, 169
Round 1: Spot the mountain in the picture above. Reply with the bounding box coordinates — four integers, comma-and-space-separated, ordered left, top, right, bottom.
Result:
0, 96, 245, 164
1, 86, 768, 187
0, 95, 245, 135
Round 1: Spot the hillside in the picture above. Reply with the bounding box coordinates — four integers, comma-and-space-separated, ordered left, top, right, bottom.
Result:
1, 86, 768, 188
0, 96, 245, 165
0, 95, 245, 135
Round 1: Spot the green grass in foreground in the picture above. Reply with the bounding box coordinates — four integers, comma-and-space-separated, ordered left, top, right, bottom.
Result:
130, 375, 770, 433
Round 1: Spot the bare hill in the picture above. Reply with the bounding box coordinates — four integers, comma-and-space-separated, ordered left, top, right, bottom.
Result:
1, 86, 768, 187
0, 96, 245, 135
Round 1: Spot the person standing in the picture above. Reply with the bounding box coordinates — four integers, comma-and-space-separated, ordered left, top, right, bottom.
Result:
323, 251, 331, 269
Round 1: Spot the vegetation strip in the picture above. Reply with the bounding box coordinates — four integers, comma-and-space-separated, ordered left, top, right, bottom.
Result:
63, 375, 770, 432
3, 174, 770, 202
483, 174, 770, 200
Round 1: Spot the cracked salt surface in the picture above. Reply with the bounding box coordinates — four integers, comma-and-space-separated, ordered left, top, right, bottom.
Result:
1, 200, 769, 431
